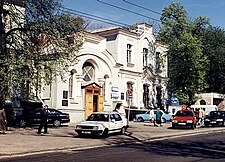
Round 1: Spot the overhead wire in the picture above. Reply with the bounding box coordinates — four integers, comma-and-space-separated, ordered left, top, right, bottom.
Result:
97, 0, 161, 23
122, 0, 161, 15
61, 7, 130, 27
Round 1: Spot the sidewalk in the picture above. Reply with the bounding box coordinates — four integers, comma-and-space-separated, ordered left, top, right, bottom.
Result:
1, 122, 225, 158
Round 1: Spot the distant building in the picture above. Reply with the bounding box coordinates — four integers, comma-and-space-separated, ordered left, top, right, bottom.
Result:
195, 93, 224, 106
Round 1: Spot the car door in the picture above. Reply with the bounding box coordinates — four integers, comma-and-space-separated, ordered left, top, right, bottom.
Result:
114, 114, 123, 130
143, 111, 150, 120
46, 109, 54, 124
31, 109, 42, 124
110, 114, 123, 131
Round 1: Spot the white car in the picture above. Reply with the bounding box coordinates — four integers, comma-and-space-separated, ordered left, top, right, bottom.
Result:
75, 111, 128, 137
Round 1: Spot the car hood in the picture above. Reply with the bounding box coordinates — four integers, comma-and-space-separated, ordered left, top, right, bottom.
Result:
206, 116, 222, 119
60, 113, 69, 116
77, 121, 107, 126
173, 116, 195, 121
136, 114, 145, 117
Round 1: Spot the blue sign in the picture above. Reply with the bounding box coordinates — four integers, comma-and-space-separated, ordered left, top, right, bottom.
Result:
171, 97, 179, 105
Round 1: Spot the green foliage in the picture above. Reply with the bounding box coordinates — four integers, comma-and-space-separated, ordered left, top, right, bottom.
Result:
202, 26, 225, 93
0, 0, 85, 104
158, 2, 209, 105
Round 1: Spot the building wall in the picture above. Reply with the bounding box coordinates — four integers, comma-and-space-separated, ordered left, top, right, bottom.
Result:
41, 23, 168, 123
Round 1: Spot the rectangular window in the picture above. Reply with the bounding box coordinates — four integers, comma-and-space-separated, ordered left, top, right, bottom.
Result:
127, 44, 132, 63
69, 75, 73, 98
143, 84, 149, 108
63, 91, 68, 99
143, 48, 148, 67
156, 52, 161, 70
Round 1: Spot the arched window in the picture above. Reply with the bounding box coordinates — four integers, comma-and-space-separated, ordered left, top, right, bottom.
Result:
200, 100, 206, 105
82, 62, 95, 82
69, 69, 76, 98
143, 48, 148, 67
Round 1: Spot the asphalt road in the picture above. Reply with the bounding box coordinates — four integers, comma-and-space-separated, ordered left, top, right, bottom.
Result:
2, 131, 225, 162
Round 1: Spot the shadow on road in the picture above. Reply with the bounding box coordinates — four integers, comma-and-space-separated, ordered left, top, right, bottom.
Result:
117, 132, 225, 160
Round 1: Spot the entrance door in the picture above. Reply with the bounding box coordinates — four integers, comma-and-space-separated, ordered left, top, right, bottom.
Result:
85, 93, 93, 119
84, 83, 103, 119
98, 96, 104, 112
93, 95, 98, 112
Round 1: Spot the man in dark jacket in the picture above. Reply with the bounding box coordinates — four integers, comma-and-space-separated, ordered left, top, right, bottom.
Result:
38, 105, 48, 134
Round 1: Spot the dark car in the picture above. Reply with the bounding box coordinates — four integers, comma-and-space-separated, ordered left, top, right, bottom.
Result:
172, 110, 197, 129
19, 108, 70, 127
204, 111, 225, 127
5, 107, 25, 127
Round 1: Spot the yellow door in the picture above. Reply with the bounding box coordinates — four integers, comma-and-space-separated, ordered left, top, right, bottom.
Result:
85, 93, 93, 119
98, 96, 104, 112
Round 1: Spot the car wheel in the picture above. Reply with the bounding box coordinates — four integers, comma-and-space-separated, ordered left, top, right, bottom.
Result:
102, 129, 109, 137
120, 127, 126, 135
77, 131, 83, 137
53, 119, 61, 127
191, 124, 195, 130
172, 124, 175, 129
161, 118, 166, 123
137, 117, 144, 122
204, 122, 209, 127
19, 119, 26, 127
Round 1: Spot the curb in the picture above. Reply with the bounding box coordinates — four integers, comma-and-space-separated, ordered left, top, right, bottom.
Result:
129, 128, 225, 142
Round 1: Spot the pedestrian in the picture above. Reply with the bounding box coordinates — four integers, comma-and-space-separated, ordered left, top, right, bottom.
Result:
38, 105, 49, 134
0, 106, 7, 134
155, 108, 163, 127
198, 108, 204, 126
149, 107, 156, 126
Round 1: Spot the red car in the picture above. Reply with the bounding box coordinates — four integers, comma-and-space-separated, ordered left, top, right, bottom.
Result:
172, 110, 197, 129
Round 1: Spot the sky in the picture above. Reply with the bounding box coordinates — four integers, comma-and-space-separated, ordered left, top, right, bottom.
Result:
62, 0, 225, 29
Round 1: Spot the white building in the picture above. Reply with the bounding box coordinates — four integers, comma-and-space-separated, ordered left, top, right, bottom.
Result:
40, 23, 168, 123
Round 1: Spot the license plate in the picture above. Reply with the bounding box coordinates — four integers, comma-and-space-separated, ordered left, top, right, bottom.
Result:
82, 131, 91, 134
210, 121, 216, 123
178, 123, 186, 125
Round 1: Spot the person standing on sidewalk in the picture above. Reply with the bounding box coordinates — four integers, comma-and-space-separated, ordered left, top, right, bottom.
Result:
149, 108, 156, 126
38, 105, 49, 134
0, 106, 7, 134
198, 108, 204, 126
155, 108, 163, 127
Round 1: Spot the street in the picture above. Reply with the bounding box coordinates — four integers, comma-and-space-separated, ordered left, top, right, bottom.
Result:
1, 131, 225, 162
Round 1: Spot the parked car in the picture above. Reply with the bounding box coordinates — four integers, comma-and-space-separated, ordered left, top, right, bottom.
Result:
75, 111, 128, 137
172, 110, 197, 129
204, 111, 225, 127
135, 109, 172, 123
19, 108, 70, 127
5, 107, 25, 127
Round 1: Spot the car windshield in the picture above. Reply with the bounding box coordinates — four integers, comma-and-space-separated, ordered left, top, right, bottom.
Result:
175, 111, 194, 117
209, 111, 225, 117
87, 114, 109, 122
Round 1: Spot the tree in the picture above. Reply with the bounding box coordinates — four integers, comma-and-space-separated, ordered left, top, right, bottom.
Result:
158, 2, 207, 105
0, 0, 84, 105
202, 26, 225, 94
